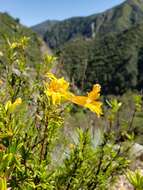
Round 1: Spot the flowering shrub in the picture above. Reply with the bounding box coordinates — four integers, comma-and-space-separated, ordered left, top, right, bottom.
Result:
0, 37, 142, 190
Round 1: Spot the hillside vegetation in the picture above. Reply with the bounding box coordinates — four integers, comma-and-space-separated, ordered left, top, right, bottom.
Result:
0, 37, 142, 189
0, 12, 42, 69
32, 0, 143, 94
32, 0, 143, 49
0, 4, 143, 190
60, 23, 143, 94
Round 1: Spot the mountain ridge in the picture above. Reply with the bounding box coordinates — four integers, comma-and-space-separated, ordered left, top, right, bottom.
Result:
60, 21, 143, 94
31, 0, 143, 49
31, 0, 143, 94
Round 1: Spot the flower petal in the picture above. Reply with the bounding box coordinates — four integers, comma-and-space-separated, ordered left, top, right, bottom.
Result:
88, 84, 101, 100
85, 101, 103, 117
71, 96, 88, 106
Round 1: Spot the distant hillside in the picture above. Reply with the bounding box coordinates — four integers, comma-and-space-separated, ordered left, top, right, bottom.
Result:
32, 0, 143, 49
0, 12, 42, 67
60, 22, 143, 94
31, 0, 143, 94
32, 20, 59, 37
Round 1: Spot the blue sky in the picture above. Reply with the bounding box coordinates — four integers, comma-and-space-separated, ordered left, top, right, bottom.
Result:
0, 0, 125, 26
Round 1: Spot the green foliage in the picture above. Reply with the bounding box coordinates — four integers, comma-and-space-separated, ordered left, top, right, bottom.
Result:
0, 38, 64, 189
55, 128, 130, 190
126, 169, 143, 190
0, 12, 42, 70
59, 23, 143, 94
0, 37, 142, 189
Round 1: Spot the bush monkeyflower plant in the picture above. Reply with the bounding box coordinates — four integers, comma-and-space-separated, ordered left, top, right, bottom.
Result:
45, 72, 103, 117
0, 36, 141, 190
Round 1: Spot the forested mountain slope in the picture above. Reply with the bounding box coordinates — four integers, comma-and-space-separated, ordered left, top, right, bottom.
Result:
60, 23, 143, 94
0, 12, 42, 68
32, 0, 143, 94
32, 0, 143, 49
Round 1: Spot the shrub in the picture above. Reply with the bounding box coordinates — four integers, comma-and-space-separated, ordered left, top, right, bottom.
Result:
0, 37, 142, 189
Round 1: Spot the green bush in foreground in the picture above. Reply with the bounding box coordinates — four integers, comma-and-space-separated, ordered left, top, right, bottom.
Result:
0, 37, 142, 189
126, 169, 143, 190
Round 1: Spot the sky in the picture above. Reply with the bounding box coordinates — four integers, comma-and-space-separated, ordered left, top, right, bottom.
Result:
0, 0, 125, 27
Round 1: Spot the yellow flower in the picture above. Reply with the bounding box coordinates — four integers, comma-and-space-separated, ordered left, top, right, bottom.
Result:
10, 42, 19, 49
45, 73, 72, 105
71, 84, 103, 117
69, 143, 75, 150
5, 98, 22, 112
0, 79, 3, 85
0, 176, 7, 190
5, 100, 12, 111
13, 98, 22, 107
0, 51, 3, 57
45, 73, 103, 116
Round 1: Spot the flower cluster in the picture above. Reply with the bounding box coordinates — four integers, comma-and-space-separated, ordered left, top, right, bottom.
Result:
44, 73, 72, 105
44, 73, 102, 117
